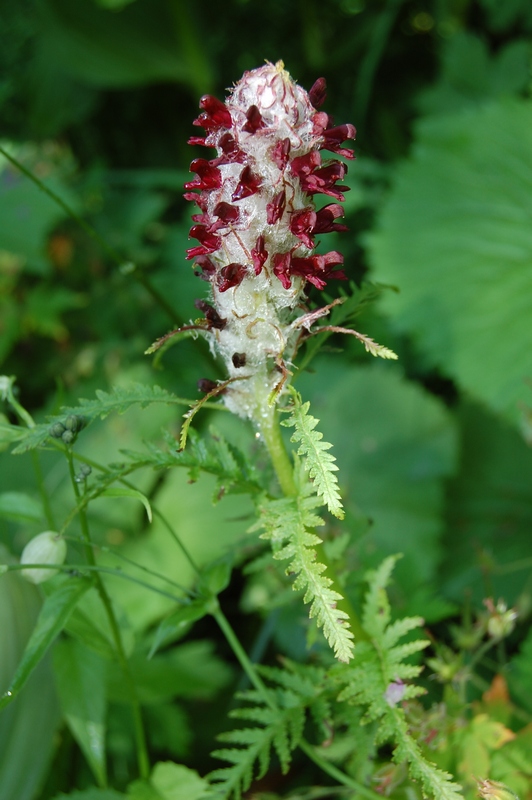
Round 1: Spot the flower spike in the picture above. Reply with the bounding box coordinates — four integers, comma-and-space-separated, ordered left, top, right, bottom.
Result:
184, 60, 357, 422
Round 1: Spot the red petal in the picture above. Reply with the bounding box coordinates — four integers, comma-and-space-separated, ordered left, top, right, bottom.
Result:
194, 299, 227, 329
266, 190, 286, 225
271, 138, 291, 170
213, 202, 240, 223
218, 262, 247, 292
193, 95, 232, 130
321, 124, 357, 159
193, 255, 217, 280
272, 252, 293, 289
251, 235, 268, 275
184, 158, 222, 190
290, 151, 321, 178
243, 104, 266, 133
289, 208, 317, 249
309, 77, 327, 109
232, 165, 261, 201
314, 203, 348, 234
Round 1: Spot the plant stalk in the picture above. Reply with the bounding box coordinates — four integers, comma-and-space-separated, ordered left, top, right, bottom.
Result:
66, 450, 150, 780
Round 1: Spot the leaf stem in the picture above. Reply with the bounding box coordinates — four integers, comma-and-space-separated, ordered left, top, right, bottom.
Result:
211, 602, 276, 710
65, 449, 150, 780
298, 740, 385, 800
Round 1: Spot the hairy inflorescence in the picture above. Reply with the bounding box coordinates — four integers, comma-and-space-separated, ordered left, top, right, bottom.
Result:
184, 60, 356, 423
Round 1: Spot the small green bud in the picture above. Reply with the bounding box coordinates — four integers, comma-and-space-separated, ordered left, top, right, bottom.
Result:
484, 599, 518, 640
61, 430, 75, 445
20, 531, 67, 584
49, 421, 66, 438
75, 464, 92, 482
477, 779, 520, 800
66, 414, 86, 433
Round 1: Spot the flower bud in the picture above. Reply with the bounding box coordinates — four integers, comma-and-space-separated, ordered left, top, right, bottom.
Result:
477, 779, 519, 800
20, 531, 67, 584
49, 421, 66, 439
484, 598, 518, 640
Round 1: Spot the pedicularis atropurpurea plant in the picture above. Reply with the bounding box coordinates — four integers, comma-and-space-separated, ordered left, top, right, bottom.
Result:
0, 63, 521, 800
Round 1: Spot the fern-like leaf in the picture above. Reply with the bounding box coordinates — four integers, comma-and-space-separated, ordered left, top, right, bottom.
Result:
336, 556, 464, 800
123, 427, 263, 497
281, 388, 344, 519
12, 384, 194, 454
255, 489, 354, 663
208, 683, 306, 800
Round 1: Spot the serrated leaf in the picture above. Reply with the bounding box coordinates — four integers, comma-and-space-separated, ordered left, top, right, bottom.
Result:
208, 677, 310, 800
12, 384, 192, 454
282, 388, 344, 519
257, 493, 354, 663
369, 98, 532, 426
336, 558, 463, 800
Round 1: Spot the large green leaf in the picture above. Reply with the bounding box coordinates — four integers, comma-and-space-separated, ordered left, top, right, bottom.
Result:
368, 99, 532, 426
0, 555, 61, 800
0, 491, 43, 523
297, 362, 457, 610
0, 575, 90, 709
53, 639, 108, 786
39, 0, 201, 91
440, 401, 532, 606
127, 762, 209, 800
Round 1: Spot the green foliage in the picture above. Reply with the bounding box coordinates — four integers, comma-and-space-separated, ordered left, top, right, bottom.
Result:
53, 639, 108, 786
281, 388, 344, 520
0, 576, 91, 710
441, 401, 532, 605
12, 384, 193, 454
296, 362, 458, 607
127, 762, 209, 800
208, 667, 322, 800
0, 562, 60, 800
369, 98, 532, 426
1, 2, 532, 798
337, 557, 463, 800
255, 485, 354, 663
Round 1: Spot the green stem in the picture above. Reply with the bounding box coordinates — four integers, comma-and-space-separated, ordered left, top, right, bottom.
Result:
259, 406, 366, 642
65, 450, 150, 780
258, 405, 297, 497
212, 603, 276, 710
2, 378, 57, 530
7, 562, 185, 605
298, 740, 386, 800
32, 451, 57, 530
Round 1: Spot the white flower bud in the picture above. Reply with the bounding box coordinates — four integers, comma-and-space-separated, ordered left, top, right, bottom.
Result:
20, 531, 67, 584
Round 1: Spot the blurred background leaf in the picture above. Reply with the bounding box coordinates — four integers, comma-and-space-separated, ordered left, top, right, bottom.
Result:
368, 99, 532, 426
